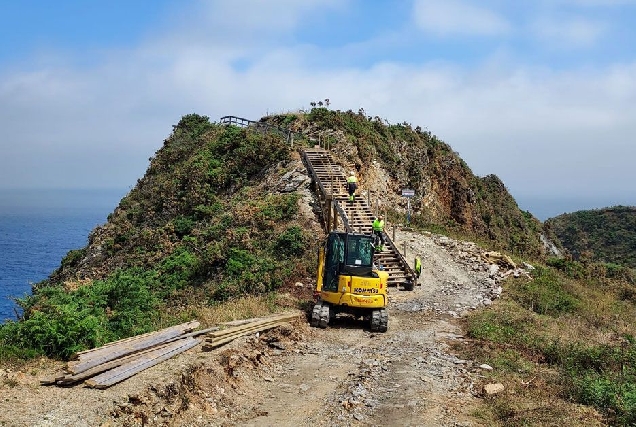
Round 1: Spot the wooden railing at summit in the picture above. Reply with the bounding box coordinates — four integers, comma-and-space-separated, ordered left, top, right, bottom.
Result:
219, 115, 303, 146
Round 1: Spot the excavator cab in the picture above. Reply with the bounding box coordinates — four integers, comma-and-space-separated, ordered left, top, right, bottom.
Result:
312, 231, 389, 332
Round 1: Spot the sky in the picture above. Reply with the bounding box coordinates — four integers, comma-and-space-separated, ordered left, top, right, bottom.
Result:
1, 0, 635, 220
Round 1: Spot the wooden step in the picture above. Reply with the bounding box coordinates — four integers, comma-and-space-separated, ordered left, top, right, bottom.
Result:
302, 147, 416, 286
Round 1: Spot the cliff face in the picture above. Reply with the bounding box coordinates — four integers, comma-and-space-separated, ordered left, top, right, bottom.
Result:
267, 108, 546, 258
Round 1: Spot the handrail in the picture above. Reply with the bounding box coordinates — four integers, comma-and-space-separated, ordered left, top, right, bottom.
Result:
301, 151, 352, 232
219, 115, 304, 146
301, 150, 328, 199
382, 230, 417, 286
333, 200, 352, 233
219, 116, 257, 127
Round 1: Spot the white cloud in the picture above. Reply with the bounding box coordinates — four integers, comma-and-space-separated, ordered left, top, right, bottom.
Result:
165, 0, 347, 45
412, 0, 510, 37
531, 17, 606, 48
3, 32, 636, 199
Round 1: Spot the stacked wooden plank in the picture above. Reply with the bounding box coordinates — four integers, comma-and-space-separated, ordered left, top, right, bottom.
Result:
41, 312, 301, 389
41, 321, 203, 388
203, 312, 301, 351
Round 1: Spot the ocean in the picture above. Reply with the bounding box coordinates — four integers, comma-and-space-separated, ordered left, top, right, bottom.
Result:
0, 189, 126, 324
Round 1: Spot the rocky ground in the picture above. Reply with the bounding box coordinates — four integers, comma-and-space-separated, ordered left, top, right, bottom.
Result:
0, 226, 525, 427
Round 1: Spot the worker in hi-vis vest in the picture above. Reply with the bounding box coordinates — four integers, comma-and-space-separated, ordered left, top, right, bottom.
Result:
414, 256, 422, 278
346, 171, 358, 202
372, 215, 385, 252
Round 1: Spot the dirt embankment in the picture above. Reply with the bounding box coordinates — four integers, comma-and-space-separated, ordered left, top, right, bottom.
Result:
0, 227, 517, 427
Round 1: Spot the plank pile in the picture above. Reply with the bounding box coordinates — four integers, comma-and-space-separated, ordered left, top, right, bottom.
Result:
41, 312, 300, 389
202, 312, 301, 351
41, 321, 205, 389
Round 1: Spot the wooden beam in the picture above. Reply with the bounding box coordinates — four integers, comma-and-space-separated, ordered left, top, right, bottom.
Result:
205, 313, 299, 340
54, 342, 175, 385
70, 321, 199, 359
219, 312, 299, 327
84, 337, 200, 389
68, 321, 200, 375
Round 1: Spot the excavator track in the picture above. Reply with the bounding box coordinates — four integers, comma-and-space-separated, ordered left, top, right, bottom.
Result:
311, 301, 330, 328
370, 308, 388, 332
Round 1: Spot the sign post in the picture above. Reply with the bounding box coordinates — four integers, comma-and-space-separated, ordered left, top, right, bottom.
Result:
401, 189, 415, 226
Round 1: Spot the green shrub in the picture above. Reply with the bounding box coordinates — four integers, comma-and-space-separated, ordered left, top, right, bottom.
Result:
60, 248, 86, 269
510, 266, 579, 316
275, 226, 307, 257
173, 113, 211, 138
573, 374, 616, 410
280, 114, 297, 127
258, 194, 299, 221
546, 257, 586, 279
212, 248, 287, 301
173, 216, 195, 237
466, 310, 520, 343
570, 372, 636, 425
156, 247, 200, 295
225, 248, 257, 278
0, 269, 161, 359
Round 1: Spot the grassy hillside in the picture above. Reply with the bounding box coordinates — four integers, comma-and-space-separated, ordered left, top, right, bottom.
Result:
457, 256, 636, 425
545, 206, 636, 269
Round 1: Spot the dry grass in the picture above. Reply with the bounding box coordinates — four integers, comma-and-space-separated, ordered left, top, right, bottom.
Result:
170, 293, 306, 327
539, 275, 636, 346
455, 333, 607, 426
62, 278, 93, 292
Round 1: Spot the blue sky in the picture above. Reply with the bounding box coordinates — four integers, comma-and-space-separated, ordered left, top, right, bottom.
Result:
1, 0, 635, 219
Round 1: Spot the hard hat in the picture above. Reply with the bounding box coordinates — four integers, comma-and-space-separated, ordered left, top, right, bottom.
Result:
350, 170, 355, 175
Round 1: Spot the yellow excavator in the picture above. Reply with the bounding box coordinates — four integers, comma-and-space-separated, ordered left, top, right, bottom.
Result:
311, 231, 389, 332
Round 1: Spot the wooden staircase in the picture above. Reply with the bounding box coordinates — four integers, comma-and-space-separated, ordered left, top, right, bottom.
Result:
302, 147, 417, 289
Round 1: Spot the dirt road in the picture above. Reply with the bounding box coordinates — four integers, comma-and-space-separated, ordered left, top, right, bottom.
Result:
0, 228, 503, 426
